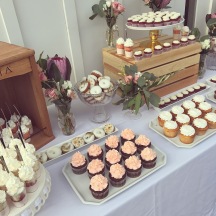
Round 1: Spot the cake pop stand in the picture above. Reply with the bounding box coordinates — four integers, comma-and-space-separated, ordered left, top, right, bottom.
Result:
7, 164, 51, 216
126, 18, 184, 51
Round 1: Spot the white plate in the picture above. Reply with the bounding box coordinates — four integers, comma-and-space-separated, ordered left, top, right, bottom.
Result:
153, 83, 210, 112
149, 117, 216, 148
206, 76, 216, 88
37, 123, 118, 167
62, 144, 166, 205
206, 90, 216, 103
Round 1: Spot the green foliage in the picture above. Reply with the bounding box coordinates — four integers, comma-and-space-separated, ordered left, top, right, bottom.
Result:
190, 28, 201, 41
207, 18, 216, 28
89, 0, 106, 20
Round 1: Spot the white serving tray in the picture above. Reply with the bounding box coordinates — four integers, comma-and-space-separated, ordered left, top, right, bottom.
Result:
62, 144, 166, 205
206, 76, 216, 88
153, 83, 210, 112
206, 90, 216, 103
149, 117, 216, 148
37, 123, 118, 167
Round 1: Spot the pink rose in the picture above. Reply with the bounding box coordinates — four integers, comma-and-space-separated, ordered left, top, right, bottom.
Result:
124, 75, 133, 84
117, 4, 125, 13
45, 89, 58, 100
144, 0, 151, 4
212, 13, 216, 18
39, 71, 47, 81
112, 2, 119, 9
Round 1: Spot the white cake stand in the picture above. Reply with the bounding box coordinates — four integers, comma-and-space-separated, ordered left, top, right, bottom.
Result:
8, 164, 51, 216
126, 18, 185, 50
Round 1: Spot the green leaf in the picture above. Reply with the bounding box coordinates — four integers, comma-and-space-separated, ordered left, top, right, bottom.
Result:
98, 0, 106, 16
127, 98, 135, 109
123, 100, 130, 110
89, 13, 98, 20
134, 92, 142, 114
123, 84, 133, 95
200, 35, 210, 42
149, 92, 160, 107
137, 76, 146, 88
142, 72, 156, 81
124, 65, 137, 76
207, 18, 216, 27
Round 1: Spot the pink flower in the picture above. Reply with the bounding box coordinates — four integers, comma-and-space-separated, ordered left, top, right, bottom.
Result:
45, 89, 58, 100
39, 71, 47, 81
117, 4, 125, 13
212, 13, 216, 18
124, 75, 133, 84
144, 0, 151, 4
67, 89, 76, 99
112, 2, 125, 16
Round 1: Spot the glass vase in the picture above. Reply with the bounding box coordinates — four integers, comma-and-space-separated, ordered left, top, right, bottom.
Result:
55, 101, 76, 135
205, 36, 216, 71
198, 53, 207, 79
106, 25, 119, 47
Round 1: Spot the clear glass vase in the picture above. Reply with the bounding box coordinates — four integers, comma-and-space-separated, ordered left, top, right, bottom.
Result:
106, 25, 119, 47
205, 36, 216, 71
55, 101, 76, 135
198, 53, 207, 79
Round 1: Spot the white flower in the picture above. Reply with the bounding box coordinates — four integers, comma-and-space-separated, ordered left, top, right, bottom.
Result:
67, 89, 72, 97
62, 80, 72, 89
106, 1, 111, 7
201, 39, 210, 50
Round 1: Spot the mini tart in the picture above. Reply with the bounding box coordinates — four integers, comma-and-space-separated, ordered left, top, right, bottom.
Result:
163, 120, 179, 138
121, 141, 137, 160
120, 128, 135, 144
72, 137, 85, 148
140, 147, 157, 169
87, 159, 105, 179
124, 155, 142, 178
198, 102, 212, 116
176, 114, 190, 127
204, 112, 216, 129
83, 132, 95, 144
192, 118, 208, 136
105, 135, 120, 152
158, 111, 172, 127
70, 151, 87, 174
182, 100, 196, 113
109, 163, 126, 187
187, 108, 202, 122
46, 147, 62, 160
179, 125, 195, 144
105, 149, 122, 170
171, 106, 184, 119
192, 95, 205, 107
61, 142, 74, 154
87, 144, 104, 161
103, 123, 115, 134
134, 135, 151, 153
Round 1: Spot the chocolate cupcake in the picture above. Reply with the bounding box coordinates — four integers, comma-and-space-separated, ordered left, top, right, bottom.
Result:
121, 141, 137, 160
105, 135, 120, 152
120, 129, 135, 144
105, 149, 122, 170
134, 135, 151, 153
140, 147, 157, 169
87, 144, 104, 162
87, 159, 105, 179
124, 155, 142, 178
109, 163, 126, 187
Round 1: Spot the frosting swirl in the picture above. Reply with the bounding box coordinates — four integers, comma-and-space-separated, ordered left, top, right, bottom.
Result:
135, 135, 150, 146
105, 149, 121, 164
121, 129, 135, 140
180, 125, 195, 136
71, 151, 86, 167
109, 163, 125, 179
121, 141, 137, 154
88, 144, 102, 157
141, 147, 157, 161
90, 174, 108, 191
125, 155, 141, 170
87, 159, 104, 174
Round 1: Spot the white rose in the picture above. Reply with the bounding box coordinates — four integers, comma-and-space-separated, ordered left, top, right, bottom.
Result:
67, 81, 72, 89
62, 81, 72, 89
106, 1, 111, 7
67, 89, 72, 97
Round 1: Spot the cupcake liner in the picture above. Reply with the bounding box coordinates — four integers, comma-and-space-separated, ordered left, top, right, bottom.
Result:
125, 166, 142, 178
90, 185, 109, 199
87, 150, 104, 162
88, 168, 105, 179
109, 173, 126, 187
71, 160, 87, 175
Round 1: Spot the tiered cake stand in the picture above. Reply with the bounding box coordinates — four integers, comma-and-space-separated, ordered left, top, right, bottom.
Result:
126, 18, 184, 50
7, 164, 51, 216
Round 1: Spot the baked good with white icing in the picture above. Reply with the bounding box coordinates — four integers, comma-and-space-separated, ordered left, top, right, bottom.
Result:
192, 118, 208, 136
163, 120, 179, 138
179, 125, 195, 144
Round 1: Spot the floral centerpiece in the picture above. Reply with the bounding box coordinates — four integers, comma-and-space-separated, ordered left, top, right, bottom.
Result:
89, 0, 125, 47
114, 65, 175, 115
37, 52, 76, 135
143, 0, 171, 12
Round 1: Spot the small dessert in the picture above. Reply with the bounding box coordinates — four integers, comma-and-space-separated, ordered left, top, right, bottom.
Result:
181, 26, 190, 36
72, 137, 85, 148
134, 50, 143, 61
61, 142, 74, 154
70, 151, 87, 174
188, 34, 196, 44
154, 45, 163, 55
192, 95, 205, 107
135, 135, 151, 153
7, 119, 18, 134
170, 95, 178, 104
193, 118, 208, 136
181, 90, 189, 98
171, 105, 184, 119
20, 124, 31, 141
204, 112, 216, 129
83, 132, 95, 144
182, 100, 196, 113
187, 87, 195, 95
105, 135, 120, 152
121, 141, 137, 160
143, 48, 152, 58
163, 120, 179, 138
10, 113, 20, 126
0, 170, 9, 191
91, 70, 102, 78
172, 40, 180, 49
87, 144, 103, 161
180, 37, 188, 46
176, 93, 184, 100
36, 152, 48, 164
179, 125, 195, 144
109, 163, 126, 187
140, 147, 157, 168
105, 149, 122, 170
46, 146, 62, 160
210, 76, 216, 83
87, 159, 105, 179
193, 85, 201, 92
187, 108, 202, 122
124, 38, 134, 58
138, 18, 146, 27
116, 37, 125, 55
199, 83, 206, 90
154, 17, 162, 26
163, 16, 171, 25
176, 114, 190, 127
0, 190, 9, 215
198, 102, 212, 116
145, 18, 154, 27
120, 128, 135, 144
124, 155, 142, 178
127, 17, 133, 26
158, 111, 172, 127
163, 42, 172, 52
98, 79, 111, 90
103, 123, 115, 134
21, 115, 33, 134
159, 100, 166, 109
89, 174, 109, 199
93, 128, 105, 139
132, 17, 140, 27
170, 14, 179, 24
164, 98, 171, 106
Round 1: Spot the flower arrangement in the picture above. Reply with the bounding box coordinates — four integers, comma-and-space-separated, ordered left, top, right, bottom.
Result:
143, 0, 171, 12
89, 0, 125, 46
206, 12, 216, 36
114, 65, 175, 114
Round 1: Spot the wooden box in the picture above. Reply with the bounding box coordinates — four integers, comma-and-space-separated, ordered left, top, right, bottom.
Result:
0, 41, 55, 149
103, 35, 202, 97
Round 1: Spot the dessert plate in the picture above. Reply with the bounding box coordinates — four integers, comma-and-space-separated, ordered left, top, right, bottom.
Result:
37, 123, 118, 167
206, 91, 216, 103
62, 144, 166, 205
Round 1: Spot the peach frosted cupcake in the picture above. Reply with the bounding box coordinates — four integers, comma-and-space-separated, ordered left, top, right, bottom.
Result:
163, 120, 179, 138
179, 125, 195, 144
105, 149, 122, 170
140, 147, 157, 168
87, 144, 103, 162
121, 141, 137, 160
204, 112, 216, 129
158, 111, 172, 127
192, 118, 208, 136
135, 135, 151, 153
124, 155, 142, 178
105, 135, 120, 152
109, 163, 126, 187
70, 151, 87, 174
120, 128, 135, 144
87, 159, 105, 179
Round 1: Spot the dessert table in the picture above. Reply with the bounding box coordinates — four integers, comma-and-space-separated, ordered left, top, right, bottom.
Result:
38, 70, 216, 216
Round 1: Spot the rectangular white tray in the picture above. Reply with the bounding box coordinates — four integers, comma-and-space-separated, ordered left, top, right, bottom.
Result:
206, 90, 216, 104
62, 144, 166, 205
153, 83, 210, 112
149, 118, 216, 148
37, 123, 118, 167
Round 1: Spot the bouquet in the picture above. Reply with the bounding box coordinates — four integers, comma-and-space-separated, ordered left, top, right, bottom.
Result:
143, 0, 171, 12
114, 65, 175, 114
206, 12, 216, 36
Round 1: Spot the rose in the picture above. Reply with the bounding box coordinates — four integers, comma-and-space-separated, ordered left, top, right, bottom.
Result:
112, 2, 125, 16
45, 89, 58, 100
124, 75, 133, 84
67, 89, 76, 99
144, 0, 151, 4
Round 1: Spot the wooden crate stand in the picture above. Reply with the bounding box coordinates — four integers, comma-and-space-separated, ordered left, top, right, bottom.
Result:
0, 41, 55, 149
103, 35, 201, 97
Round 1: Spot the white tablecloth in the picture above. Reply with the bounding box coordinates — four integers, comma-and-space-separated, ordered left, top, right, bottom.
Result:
38, 70, 216, 216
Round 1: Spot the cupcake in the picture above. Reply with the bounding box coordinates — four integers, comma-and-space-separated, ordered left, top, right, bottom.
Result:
120, 128, 135, 144
192, 95, 205, 107
127, 17, 133, 26
121, 141, 137, 160
163, 42, 172, 52
176, 114, 190, 127
163, 120, 179, 138
187, 87, 195, 95
143, 48, 152, 58
116, 37, 125, 55
87, 159, 105, 179
179, 125, 195, 144
163, 16, 171, 25
210, 76, 216, 83
181, 26, 190, 36
21, 115, 33, 134
204, 112, 216, 129
199, 83, 207, 90
181, 90, 190, 98
0, 190, 9, 215
180, 37, 188, 46
70, 151, 87, 174
124, 155, 142, 178
10, 113, 20, 126
109, 163, 126, 187
188, 35, 196, 44
138, 18, 146, 27
164, 98, 171, 106
105, 135, 120, 152
134, 50, 143, 61
154, 45, 163, 55
89, 174, 109, 199
0, 170, 9, 191
158, 100, 166, 109
198, 102, 212, 116
105, 149, 122, 170
124, 38, 134, 58
171, 105, 184, 119
170, 14, 179, 24
20, 124, 31, 142
145, 18, 154, 27
158, 111, 172, 127
182, 100, 196, 113
193, 85, 201, 92
135, 135, 151, 153
192, 118, 208, 136
132, 17, 140, 27
176, 93, 184, 100
7, 120, 18, 134
87, 144, 103, 161
172, 40, 180, 49
187, 108, 202, 122
140, 147, 157, 169
170, 95, 178, 104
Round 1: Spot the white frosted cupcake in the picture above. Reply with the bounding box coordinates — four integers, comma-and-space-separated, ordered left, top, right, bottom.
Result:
187, 108, 202, 122
163, 42, 172, 52
188, 35, 196, 44
204, 112, 216, 129
20, 125, 30, 142
154, 45, 163, 55
192, 95, 205, 107
198, 102, 212, 116
163, 120, 179, 138
182, 100, 196, 113
0, 118, 5, 130
179, 125, 195, 144
180, 37, 188, 46
171, 106, 184, 119
134, 50, 143, 61
158, 111, 172, 127
21, 115, 33, 134
192, 118, 208, 136
176, 114, 190, 127
143, 48, 152, 58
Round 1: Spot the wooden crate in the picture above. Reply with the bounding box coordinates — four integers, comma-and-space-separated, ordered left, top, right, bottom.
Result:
103, 35, 201, 97
0, 41, 55, 149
